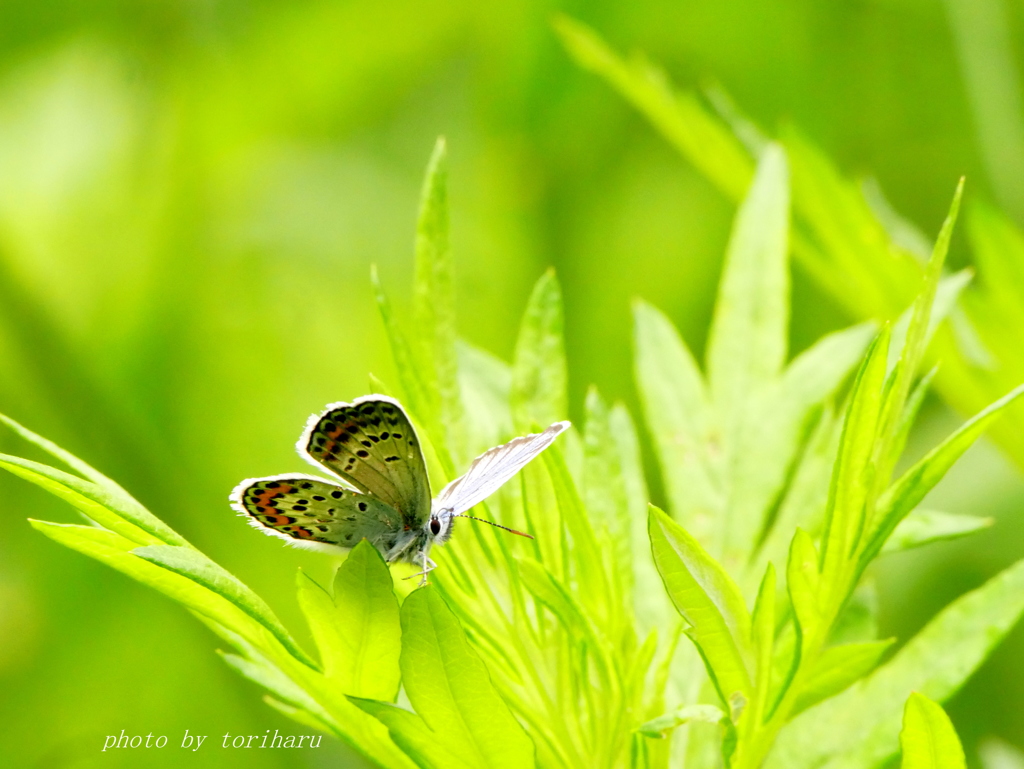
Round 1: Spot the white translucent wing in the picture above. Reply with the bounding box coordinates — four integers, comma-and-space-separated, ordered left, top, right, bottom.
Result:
433, 421, 570, 515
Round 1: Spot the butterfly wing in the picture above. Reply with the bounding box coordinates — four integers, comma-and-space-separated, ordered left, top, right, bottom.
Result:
434, 421, 570, 516
297, 395, 432, 528
230, 473, 405, 555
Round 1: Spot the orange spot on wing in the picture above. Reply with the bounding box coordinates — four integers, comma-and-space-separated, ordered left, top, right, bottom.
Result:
253, 485, 294, 510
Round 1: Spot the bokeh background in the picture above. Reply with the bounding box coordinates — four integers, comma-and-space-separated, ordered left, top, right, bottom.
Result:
1, 1, 1023, 767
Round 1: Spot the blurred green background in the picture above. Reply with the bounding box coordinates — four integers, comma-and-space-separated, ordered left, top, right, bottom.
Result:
1, 0, 1023, 767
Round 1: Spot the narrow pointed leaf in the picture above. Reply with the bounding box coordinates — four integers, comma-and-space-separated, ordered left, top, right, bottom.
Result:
819, 327, 890, 587
786, 528, 822, 641
1, 455, 166, 547
707, 143, 790, 415
889, 368, 938, 473
876, 181, 964, 481
634, 300, 721, 538
888, 272, 972, 375
750, 563, 777, 720
648, 505, 752, 705
544, 445, 613, 621
0, 452, 187, 546
900, 693, 966, 769
414, 137, 465, 464
610, 401, 668, 630
583, 388, 632, 603
512, 269, 567, 432
882, 509, 992, 554
0, 410, 116, 483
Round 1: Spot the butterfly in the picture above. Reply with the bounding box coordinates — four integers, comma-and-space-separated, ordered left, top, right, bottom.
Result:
230, 394, 569, 584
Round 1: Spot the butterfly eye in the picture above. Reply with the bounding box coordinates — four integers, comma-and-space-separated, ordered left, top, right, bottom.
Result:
429, 518, 442, 536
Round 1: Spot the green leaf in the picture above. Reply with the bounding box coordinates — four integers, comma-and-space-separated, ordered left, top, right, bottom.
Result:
633, 300, 720, 540
389, 586, 535, 769
638, 704, 726, 739
882, 509, 992, 554
768, 557, 1024, 769
583, 387, 632, 595
512, 269, 568, 432
819, 326, 891, 591
1, 454, 165, 547
0, 446, 188, 547
704, 144, 794, 561
791, 640, 894, 717
648, 505, 752, 707
0, 411, 126, 488
875, 181, 964, 482
786, 528, 822, 645
750, 563, 777, 722
133, 544, 318, 670
414, 137, 465, 465
900, 693, 966, 769
296, 540, 401, 699
707, 143, 790, 417
887, 271, 972, 376
889, 368, 938, 475
543, 444, 614, 623
609, 402, 668, 631
861, 382, 1024, 570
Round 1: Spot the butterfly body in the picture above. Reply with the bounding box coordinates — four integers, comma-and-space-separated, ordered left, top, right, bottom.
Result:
230, 394, 566, 583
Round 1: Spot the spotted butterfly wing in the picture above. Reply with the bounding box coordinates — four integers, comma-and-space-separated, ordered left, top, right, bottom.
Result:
230, 474, 404, 554
298, 395, 432, 527
433, 421, 570, 516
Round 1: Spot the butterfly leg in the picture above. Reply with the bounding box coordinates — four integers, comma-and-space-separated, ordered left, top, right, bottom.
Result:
402, 552, 439, 586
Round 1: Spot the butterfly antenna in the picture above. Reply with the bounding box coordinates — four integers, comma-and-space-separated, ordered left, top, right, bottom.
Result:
453, 514, 534, 539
